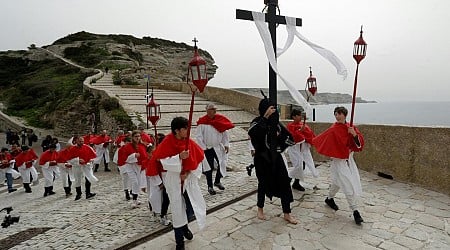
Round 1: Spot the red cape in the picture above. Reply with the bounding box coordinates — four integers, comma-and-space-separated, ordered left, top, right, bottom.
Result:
90, 135, 111, 145
15, 149, 38, 167
57, 148, 71, 163
114, 134, 127, 147
39, 150, 59, 165
67, 144, 97, 164
151, 133, 204, 172
197, 114, 235, 133
140, 132, 154, 145
117, 143, 147, 167
287, 122, 315, 144
312, 122, 364, 159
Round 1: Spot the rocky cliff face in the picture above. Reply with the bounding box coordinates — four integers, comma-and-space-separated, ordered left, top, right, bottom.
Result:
45, 31, 218, 84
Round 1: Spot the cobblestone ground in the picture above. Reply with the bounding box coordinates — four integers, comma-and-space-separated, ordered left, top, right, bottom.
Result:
134, 163, 450, 250
0, 140, 257, 249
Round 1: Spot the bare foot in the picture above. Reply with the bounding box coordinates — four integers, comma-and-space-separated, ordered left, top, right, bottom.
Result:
283, 213, 298, 224
257, 207, 266, 220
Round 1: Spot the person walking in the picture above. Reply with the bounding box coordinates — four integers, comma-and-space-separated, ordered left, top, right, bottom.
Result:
92, 130, 112, 172
151, 117, 206, 250
248, 95, 298, 224
0, 148, 17, 193
312, 106, 365, 225
117, 130, 148, 208
15, 146, 39, 193
39, 144, 60, 197
286, 109, 319, 191
196, 103, 234, 195
67, 136, 98, 200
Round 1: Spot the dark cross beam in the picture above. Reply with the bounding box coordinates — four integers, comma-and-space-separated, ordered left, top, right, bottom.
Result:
236, 0, 302, 108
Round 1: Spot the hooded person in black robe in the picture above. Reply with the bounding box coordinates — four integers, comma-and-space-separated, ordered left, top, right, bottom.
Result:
248, 92, 298, 224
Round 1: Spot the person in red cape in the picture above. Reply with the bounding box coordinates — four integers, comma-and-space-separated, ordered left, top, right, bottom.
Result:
39, 143, 60, 197
144, 134, 171, 226
286, 109, 319, 192
0, 148, 16, 193
57, 142, 75, 197
117, 130, 148, 208
67, 136, 98, 200
91, 129, 112, 172
248, 95, 298, 225
152, 117, 206, 250
312, 106, 365, 225
15, 145, 39, 193
196, 103, 234, 195
112, 129, 127, 166
139, 126, 155, 147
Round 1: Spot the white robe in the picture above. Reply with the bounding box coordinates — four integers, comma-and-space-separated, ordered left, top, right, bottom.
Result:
93, 143, 110, 164
147, 174, 164, 214
161, 155, 206, 230
196, 124, 229, 176
287, 141, 319, 181
17, 160, 39, 184
0, 160, 20, 182
330, 152, 362, 197
120, 153, 142, 195
68, 157, 98, 187
41, 162, 61, 187
58, 163, 74, 187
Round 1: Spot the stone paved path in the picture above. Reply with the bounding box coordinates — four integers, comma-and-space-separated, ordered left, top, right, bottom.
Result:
1, 73, 449, 250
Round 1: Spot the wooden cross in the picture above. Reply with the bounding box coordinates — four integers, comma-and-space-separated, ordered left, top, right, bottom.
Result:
236, 0, 302, 108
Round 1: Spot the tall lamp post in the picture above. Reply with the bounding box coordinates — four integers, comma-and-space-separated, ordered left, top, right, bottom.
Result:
350, 26, 367, 127
144, 74, 151, 129
305, 66, 317, 121
185, 37, 208, 149
147, 89, 161, 146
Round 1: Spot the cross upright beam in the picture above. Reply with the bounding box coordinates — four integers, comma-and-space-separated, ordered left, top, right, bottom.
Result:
236, 0, 302, 107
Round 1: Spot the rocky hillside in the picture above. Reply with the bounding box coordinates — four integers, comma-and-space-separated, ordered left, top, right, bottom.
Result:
0, 31, 217, 136
46, 31, 217, 84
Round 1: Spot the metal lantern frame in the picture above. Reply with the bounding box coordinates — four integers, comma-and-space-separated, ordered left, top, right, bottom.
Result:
350, 26, 367, 126
185, 38, 209, 149
147, 90, 161, 145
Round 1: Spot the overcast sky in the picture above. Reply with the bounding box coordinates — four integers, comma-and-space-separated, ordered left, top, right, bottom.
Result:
1, 0, 449, 102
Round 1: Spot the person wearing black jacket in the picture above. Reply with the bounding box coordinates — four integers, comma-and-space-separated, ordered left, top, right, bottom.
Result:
248, 93, 298, 224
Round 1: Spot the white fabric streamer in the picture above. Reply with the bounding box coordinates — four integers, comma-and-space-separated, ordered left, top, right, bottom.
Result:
252, 12, 312, 115
251, 11, 348, 116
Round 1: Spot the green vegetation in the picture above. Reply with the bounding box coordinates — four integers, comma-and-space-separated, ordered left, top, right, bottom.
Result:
63, 43, 110, 68
0, 58, 94, 128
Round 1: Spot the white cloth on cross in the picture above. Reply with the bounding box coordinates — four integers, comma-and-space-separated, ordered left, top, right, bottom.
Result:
251, 11, 348, 115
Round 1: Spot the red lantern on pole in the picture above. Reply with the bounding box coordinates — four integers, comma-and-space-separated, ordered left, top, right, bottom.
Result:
350, 26, 367, 127
185, 37, 208, 148
147, 90, 161, 145
304, 66, 317, 122
306, 66, 317, 99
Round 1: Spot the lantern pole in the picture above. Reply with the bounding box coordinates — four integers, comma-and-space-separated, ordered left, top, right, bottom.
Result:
350, 26, 367, 127
185, 37, 208, 149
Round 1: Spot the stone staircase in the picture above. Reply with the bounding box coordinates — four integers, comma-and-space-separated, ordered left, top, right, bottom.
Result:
89, 73, 255, 142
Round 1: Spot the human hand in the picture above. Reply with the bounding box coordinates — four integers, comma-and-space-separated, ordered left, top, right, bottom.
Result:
264, 106, 276, 118
348, 127, 357, 136
179, 150, 189, 160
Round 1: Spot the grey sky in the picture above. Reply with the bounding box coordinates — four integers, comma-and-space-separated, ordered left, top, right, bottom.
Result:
1, 0, 449, 102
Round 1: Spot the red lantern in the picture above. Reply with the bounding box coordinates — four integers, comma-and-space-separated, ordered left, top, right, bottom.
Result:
147, 96, 160, 126
306, 67, 317, 96
188, 38, 208, 93
353, 26, 367, 64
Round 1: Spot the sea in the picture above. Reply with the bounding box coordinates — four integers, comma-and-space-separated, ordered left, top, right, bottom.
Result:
309, 101, 450, 127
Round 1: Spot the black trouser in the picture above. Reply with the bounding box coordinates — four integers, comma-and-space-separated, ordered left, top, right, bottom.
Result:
203, 148, 222, 185
256, 179, 292, 214
161, 188, 170, 217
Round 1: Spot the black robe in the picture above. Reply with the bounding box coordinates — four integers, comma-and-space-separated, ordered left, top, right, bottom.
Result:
248, 116, 294, 202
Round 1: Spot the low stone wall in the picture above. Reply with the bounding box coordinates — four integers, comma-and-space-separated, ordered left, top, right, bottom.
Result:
307, 122, 450, 195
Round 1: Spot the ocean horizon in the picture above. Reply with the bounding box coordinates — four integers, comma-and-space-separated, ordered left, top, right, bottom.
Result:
309, 101, 450, 127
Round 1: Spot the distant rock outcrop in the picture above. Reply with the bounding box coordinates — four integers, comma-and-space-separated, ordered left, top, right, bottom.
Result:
233, 88, 375, 105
